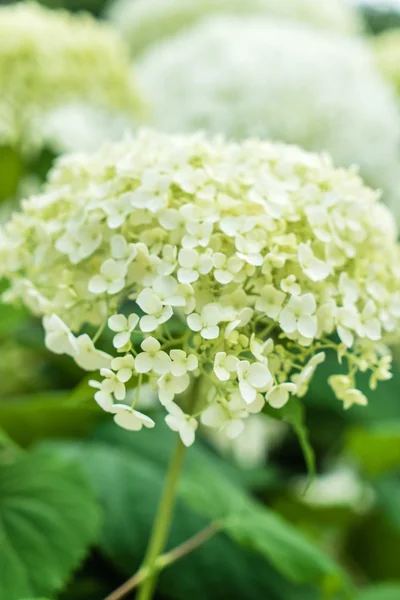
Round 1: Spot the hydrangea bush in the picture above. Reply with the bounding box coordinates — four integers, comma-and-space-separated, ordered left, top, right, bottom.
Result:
107, 0, 361, 57
0, 2, 143, 156
1, 130, 399, 446
137, 17, 400, 213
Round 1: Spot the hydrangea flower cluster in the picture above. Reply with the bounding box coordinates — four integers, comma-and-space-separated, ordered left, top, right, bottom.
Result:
137, 17, 400, 213
1, 130, 399, 446
0, 2, 143, 155
107, 0, 361, 57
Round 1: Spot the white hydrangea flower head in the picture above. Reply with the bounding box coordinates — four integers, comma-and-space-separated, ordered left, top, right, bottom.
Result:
0, 2, 144, 156
137, 16, 400, 211
107, 0, 361, 57
1, 129, 399, 446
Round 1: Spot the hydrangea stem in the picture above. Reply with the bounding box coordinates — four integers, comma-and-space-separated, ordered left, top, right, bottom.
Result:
136, 435, 186, 600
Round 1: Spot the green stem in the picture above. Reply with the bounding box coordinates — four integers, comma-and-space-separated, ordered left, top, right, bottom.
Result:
136, 436, 187, 600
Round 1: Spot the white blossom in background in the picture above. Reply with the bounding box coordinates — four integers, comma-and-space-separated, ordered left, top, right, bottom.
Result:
0, 2, 144, 156
295, 465, 374, 512
1, 129, 399, 446
107, 0, 361, 57
41, 103, 137, 154
137, 17, 400, 212
205, 413, 288, 469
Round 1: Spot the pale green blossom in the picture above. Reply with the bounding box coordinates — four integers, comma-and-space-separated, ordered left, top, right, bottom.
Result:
213, 352, 240, 382
237, 361, 273, 404
266, 383, 298, 409
1, 129, 399, 445
201, 391, 265, 439
112, 404, 155, 431
111, 354, 136, 383
0, 2, 143, 155
43, 314, 78, 357
73, 335, 113, 371
291, 352, 326, 397
135, 337, 171, 375
170, 350, 198, 377
108, 313, 139, 350
165, 402, 198, 446
158, 372, 191, 407
328, 375, 368, 409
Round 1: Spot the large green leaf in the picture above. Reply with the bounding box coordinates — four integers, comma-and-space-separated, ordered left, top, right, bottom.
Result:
53, 439, 310, 600
179, 459, 344, 594
346, 424, 400, 476
0, 389, 105, 446
50, 420, 346, 598
356, 585, 400, 600
0, 448, 101, 600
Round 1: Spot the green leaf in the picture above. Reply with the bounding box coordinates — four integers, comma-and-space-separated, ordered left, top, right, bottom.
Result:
49, 420, 346, 597
345, 511, 400, 581
38, 0, 108, 17
374, 476, 400, 531
306, 351, 400, 424
0, 301, 29, 338
52, 439, 305, 600
0, 448, 101, 600
356, 584, 400, 600
346, 424, 400, 476
0, 390, 105, 446
264, 398, 316, 485
179, 459, 344, 594
0, 146, 23, 201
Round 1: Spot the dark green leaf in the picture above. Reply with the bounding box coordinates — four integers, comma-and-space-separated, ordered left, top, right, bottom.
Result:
374, 476, 400, 531
346, 424, 400, 476
345, 511, 400, 581
51, 438, 305, 600
0, 390, 105, 446
0, 448, 101, 600
306, 352, 400, 424
356, 584, 400, 600
180, 459, 344, 594
264, 398, 316, 484
49, 420, 346, 597
0, 146, 23, 201
0, 302, 29, 338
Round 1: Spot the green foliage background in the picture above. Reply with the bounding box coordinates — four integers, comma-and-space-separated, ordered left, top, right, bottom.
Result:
1, 1, 400, 600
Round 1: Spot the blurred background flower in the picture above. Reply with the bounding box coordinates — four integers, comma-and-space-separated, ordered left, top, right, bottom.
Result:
107, 0, 362, 57
0, 1, 145, 205
137, 16, 400, 214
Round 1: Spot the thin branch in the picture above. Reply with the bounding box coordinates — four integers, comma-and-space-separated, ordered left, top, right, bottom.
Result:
159, 522, 221, 569
103, 522, 220, 600
104, 566, 149, 600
